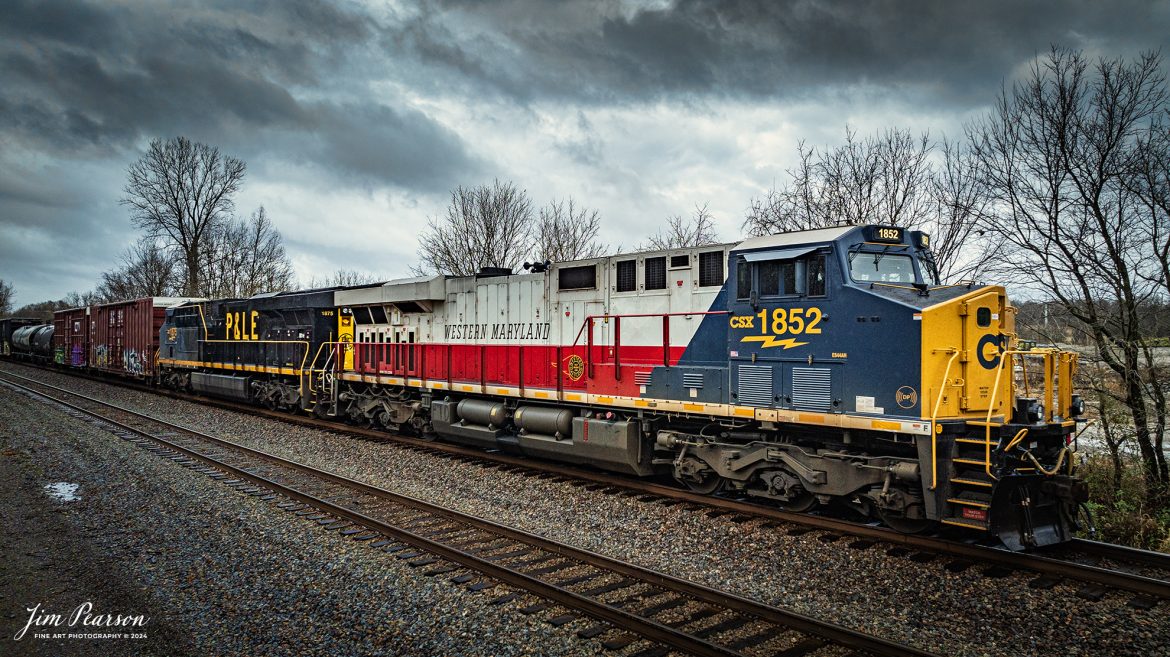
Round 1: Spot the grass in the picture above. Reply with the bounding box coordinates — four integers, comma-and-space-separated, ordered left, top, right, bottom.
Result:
1077, 453, 1170, 552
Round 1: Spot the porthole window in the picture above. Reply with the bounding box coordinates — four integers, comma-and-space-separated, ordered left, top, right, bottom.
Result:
976, 307, 992, 327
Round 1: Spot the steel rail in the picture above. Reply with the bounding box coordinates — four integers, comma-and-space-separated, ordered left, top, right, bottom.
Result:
4, 362, 1169, 602
1067, 538, 1170, 571
0, 372, 938, 657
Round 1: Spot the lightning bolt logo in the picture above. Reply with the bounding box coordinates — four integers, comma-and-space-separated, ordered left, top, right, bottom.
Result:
740, 336, 809, 349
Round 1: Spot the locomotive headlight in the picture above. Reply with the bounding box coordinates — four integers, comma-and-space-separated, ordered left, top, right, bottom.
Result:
1014, 397, 1045, 424
1069, 394, 1085, 418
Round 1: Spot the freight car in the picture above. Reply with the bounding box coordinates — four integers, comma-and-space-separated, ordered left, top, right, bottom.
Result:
52, 298, 199, 376
11, 323, 55, 361
1, 318, 41, 356
155, 224, 1087, 550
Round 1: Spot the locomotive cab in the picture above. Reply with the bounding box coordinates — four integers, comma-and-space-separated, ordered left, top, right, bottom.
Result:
719, 224, 1085, 548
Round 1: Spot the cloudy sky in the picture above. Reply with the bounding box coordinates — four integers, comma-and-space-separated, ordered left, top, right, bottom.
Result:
1, 0, 1166, 306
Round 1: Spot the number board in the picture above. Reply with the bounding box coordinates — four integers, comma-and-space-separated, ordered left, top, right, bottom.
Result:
731, 307, 824, 350
865, 226, 903, 244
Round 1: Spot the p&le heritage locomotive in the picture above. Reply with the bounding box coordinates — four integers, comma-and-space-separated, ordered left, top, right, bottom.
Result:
18, 224, 1086, 550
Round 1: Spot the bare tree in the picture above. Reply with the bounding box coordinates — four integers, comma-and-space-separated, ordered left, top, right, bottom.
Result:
11, 293, 101, 320
97, 237, 181, 301
416, 180, 534, 275
304, 269, 383, 288
744, 127, 998, 283
0, 279, 13, 316
532, 198, 605, 262
644, 203, 720, 250
121, 136, 246, 296
926, 138, 1000, 282
745, 127, 934, 235
198, 207, 295, 298
62, 290, 104, 307
969, 47, 1169, 497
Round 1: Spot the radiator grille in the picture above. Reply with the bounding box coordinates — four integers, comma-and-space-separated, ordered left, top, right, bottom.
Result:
699, 250, 724, 287
682, 372, 704, 388
792, 367, 832, 411
616, 260, 636, 292
737, 365, 773, 407
633, 371, 652, 386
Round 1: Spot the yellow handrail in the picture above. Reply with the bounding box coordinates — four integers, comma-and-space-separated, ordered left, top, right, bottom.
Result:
1005, 428, 1029, 452
982, 348, 1060, 480
929, 348, 960, 490
305, 341, 334, 394
983, 349, 1020, 481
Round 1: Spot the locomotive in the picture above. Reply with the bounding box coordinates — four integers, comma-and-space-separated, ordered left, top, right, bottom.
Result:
7, 224, 1086, 549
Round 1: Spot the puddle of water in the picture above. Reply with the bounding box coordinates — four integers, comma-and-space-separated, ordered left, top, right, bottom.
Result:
44, 482, 80, 502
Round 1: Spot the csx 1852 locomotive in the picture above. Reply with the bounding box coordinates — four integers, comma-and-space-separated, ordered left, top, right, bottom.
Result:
151, 224, 1085, 549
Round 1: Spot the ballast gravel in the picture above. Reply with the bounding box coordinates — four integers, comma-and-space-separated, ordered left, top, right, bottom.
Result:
4, 362, 1169, 657
0, 381, 611, 657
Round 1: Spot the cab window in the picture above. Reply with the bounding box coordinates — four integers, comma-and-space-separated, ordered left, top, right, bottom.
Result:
849, 252, 914, 283
807, 255, 826, 296
738, 252, 827, 299
736, 258, 752, 301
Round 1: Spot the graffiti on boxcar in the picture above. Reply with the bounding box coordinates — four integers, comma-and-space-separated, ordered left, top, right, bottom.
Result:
94, 344, 110, 368
124, 349, 144, 375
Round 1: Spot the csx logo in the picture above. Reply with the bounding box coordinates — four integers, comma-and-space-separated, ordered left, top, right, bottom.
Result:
729, 315, 755, 329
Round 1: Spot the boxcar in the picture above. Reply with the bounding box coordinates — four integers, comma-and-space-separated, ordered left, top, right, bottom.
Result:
52, 307, 90, 367
90, 297, 197, 377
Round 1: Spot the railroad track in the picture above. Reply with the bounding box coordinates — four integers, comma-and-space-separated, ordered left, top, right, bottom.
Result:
4, 362, 1169, 607
0, 371, 938, 657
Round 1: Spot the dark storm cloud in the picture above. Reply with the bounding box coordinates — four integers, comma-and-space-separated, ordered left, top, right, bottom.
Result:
386, 0, 1170, 107
0, 0, 480, 187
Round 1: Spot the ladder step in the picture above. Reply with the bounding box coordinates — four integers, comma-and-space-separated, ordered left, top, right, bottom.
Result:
966, 420, 1004, 427
951, 477, 994, 488
954, 438, 988, 445
947, 497, 991, 509
942, 517, 989, 530
954, 458, 989, 466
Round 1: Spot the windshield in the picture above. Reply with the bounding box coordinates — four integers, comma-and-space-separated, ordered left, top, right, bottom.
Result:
849, 252, 916, 283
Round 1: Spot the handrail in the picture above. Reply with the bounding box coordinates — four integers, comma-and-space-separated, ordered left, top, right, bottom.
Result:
198, 339, 311, 372
983, 349, 1017, 481
570, 310, 730, 379
982, 348, 1059, 480
306, 341, 334, 394
929, 348, 960, 491
570, 310, 730, 347
868, 282, 919, 292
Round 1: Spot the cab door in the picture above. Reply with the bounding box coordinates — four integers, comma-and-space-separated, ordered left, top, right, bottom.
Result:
960, 289, 1008, 413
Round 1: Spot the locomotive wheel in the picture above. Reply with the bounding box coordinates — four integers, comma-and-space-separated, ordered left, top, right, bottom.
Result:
678, 472, 724, 494
877, 508, 937, 534
777, 491, 819, 513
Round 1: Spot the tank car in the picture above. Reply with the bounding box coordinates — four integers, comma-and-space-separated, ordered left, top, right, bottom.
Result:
158, 224, 1086, 549
1, 318, 41, 357
11, 324, 55, 361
